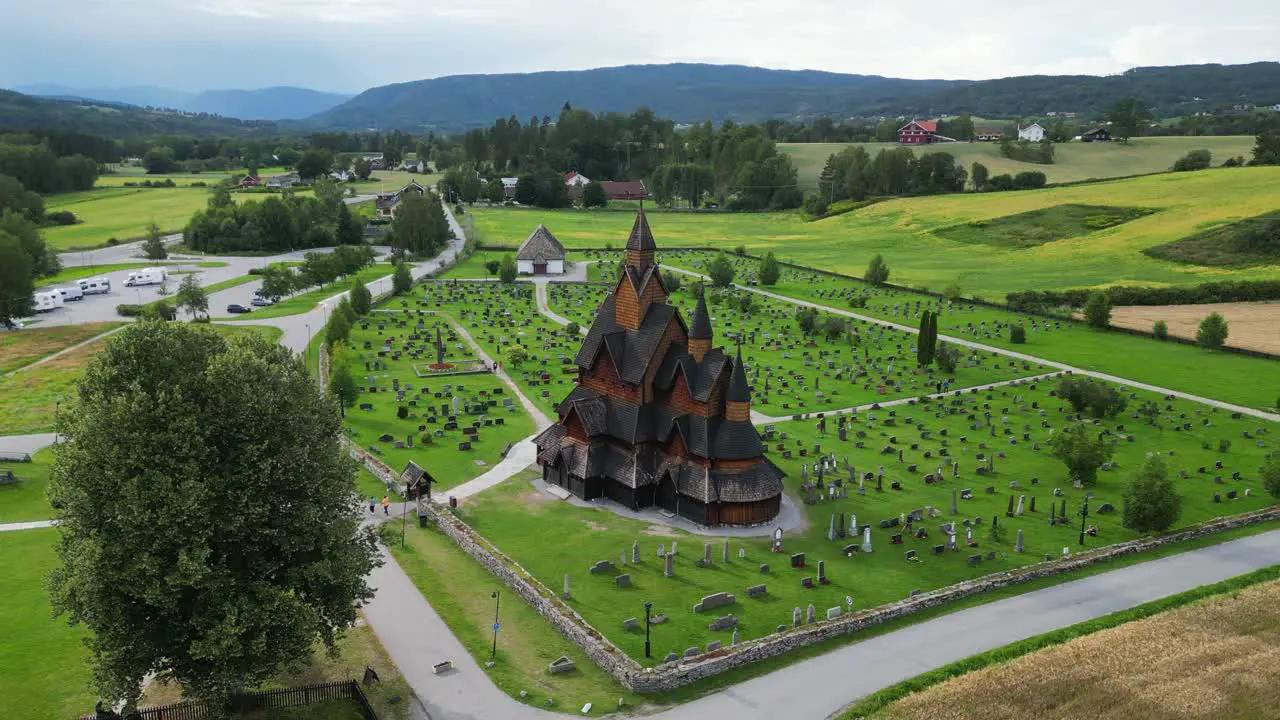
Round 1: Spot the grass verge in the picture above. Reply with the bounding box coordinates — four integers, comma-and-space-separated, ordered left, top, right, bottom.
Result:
220, 265, 395, 320
0, 447, 55, 522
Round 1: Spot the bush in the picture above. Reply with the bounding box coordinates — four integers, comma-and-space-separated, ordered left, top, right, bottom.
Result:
802, 192, 830, 217
848, 295, 868, 309
821, 316, 847, 341
707, 253, 735, 288
1056, 376, 1127, 419
1083, 291, 1111, 329
1217, 439, 1232, 453
1152, 320, 1168, 339
1121, 455, 1182, 533
115, 304, 144, 317
865, 254, 890, 285
733, 245, 747, 257
565, 321, 580, 336
107, 237, 119, 246
935, 344, 959, 374
758, 252, 780, 286
1196, 312, 1229, 349
1013, 171, 1048, 190
1172, 149, 1212, 172
1261, 452, 1280, 499
46, 210, 78, 226
396, 406, 409, 419
1007, 279, 1280, 311
987, 174, 1014, 191
1050, 421, 1114, 486
795, 307, 819, 335
662, 270, 682, 292
1009, 324, 1026, 344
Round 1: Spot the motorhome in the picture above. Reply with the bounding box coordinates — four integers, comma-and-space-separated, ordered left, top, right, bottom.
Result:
57, 285, 84, 302
34, 290, 64, 312
124, 268, 167, 287
77, 277, 111, 295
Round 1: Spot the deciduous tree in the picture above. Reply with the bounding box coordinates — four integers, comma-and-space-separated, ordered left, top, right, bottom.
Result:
1050, 421, 1114, 486
758, 251, 780, 286
1196, 312, 1229, 349
48, 323, 379, 709
141, 222, 168, 260
1122, 454, 1182, 533
392, 262, 413, 295
1083, 291, 1111, 329
1109, 97, 1151, 144
499, 254, 517, 283
865, 254, 890, 285
707, 253, 735, 288
175, 273, 208, 320
328, 353, 358, 417
349, 279, 372, 316
0, 231, 34, 327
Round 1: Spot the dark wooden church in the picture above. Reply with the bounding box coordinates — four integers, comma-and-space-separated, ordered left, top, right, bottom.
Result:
534, 209, 784, 526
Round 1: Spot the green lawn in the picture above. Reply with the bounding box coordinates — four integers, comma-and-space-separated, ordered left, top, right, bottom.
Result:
220, 265, 395, 319
464, 377, 1277, 665
198, 274, 260, 296
653, 250, 1280, 412
780, 136, 1260, 191
0, 528, 96, 720
466, 168, 1280, 298
42, 187, 215, 251
388, 518, 648, 715
0, 322, 122, 375
337, 306, 535, 490
932, 204, 1156, 249
435, 250, 505, 280
0, 448, 54, 522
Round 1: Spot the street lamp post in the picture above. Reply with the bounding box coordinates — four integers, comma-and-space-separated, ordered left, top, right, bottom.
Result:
644, 602, 653, 659
54, 401, 60, 445
490, 591, 501, 661
1078, 497, 1090, 546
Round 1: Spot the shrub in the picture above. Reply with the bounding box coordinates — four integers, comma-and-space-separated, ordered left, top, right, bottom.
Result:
565, 321, 580, 336
848, 295, 867, 309
46, 210, 78, 226
396, 406, 409, 419
802, 192, 830, 217
1050, 421, 1114, 486
662, 270, 683, 292
1009, 324, 1026, 344
506, 346, 529, 366
1261, 452, 1280, 499
707, 253, 735, 288
1172, 149, 1212, 172
795, 307, 819, 335
1012, 171, 1048, 190
1083, 291, 1111, 329
935, 344, 959, 374
115, 304, 144, 317
1121, 455, 1181, 533
1196, 312, 1229, 349
1152, 320, 1168, 339
822, 316, 848, 341
1056, 376, 1127, 419
733, 245, 747, 257
107, 237, 120, 246
758, 252, 780, 286
865, 254, 890, 285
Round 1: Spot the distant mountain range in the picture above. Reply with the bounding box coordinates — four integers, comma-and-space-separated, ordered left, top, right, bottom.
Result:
303, 62, 1280, 132
6, 62, 1280, 135
10, 84, 350, 121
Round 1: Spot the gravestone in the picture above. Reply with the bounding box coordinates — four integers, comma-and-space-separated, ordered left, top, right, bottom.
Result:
615, 574, 631, 588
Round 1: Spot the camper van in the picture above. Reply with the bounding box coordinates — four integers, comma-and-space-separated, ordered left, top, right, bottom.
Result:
124, 268, 167, 287
33, 290, 64, 313
77, 277, 111, 295
57, 285, 84, 302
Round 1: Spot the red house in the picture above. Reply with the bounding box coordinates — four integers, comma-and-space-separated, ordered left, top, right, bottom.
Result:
599, 180, 648, 201
898, 120, 938, 145
237, 173, 261, 188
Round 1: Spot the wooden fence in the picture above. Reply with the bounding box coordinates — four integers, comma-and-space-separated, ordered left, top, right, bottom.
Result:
78, 680, 377, 720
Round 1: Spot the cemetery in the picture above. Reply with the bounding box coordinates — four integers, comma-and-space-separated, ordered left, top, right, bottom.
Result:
547, 279, 1049, 417
455, 371, 1276, 666
338, 306, 536, 490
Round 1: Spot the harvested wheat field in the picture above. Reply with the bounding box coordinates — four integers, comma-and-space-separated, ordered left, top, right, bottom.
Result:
1109, 301, 1280, 355
873, 580, 1280, 720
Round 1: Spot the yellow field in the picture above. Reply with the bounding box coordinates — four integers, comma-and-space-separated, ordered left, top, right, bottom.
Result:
781, 136, 1259, 190
873, 579, 1280, 720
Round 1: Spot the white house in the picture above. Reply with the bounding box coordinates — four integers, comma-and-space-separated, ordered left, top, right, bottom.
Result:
501, 177, 519, 200
1017, 123, 1046, 142
565, 171, 591, 186
515, 224, 566, 276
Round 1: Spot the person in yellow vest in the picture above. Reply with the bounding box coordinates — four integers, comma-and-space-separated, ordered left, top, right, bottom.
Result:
381, 495, 391, 515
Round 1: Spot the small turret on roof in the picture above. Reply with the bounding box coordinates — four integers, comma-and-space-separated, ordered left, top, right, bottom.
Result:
727, 343, 750, 404
688, 288, 713, 362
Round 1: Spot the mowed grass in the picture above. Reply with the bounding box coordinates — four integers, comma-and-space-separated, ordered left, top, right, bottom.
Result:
466, 167, 1280, 297
933, 203, 1156, 248
0, 528, 96, 720
388, 518, 649, 715
870, 577, 1280, 719
0, 322, 121, 375
0, 447, 54, 522
0, 324, 282, 435
465, 376, 1277, 665
780, 136, 1259, 190
220, 265, 396, 319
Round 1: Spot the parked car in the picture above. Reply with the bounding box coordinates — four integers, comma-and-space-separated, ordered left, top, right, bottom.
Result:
251, 296, 273, 307
226, 304, 252, 314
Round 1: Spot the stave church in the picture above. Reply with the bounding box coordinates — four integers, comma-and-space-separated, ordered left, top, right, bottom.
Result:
534, 209, 784, 526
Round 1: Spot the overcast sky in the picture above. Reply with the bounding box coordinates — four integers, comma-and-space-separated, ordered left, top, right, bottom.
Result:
2, 0, 1277, 93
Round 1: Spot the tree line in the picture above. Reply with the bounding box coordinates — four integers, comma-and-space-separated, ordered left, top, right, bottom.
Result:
182, 181, 364, 254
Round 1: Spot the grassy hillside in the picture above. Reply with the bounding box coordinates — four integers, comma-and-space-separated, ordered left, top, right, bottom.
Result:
467, 167, 1280, 296
781, 136, 1258, 190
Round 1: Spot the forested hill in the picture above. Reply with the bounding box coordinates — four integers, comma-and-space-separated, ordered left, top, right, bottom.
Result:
301, 64, 966, 131
0, 90, 280, 137
306, 61, 1280, 132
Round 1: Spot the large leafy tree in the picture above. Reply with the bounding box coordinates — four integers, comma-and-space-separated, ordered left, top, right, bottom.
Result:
1109, 97, 1151, 145
1083, 290, 1111, 329
328, 352, 358, 417
0, 210, 60, 277
388, 192, 450, 258
1050, 421, 1114, 486
757, 251, 780, 286
0, 231, 35, 327
707, 252, 735, 288
349, 278, 373, 316
175, 273, 209, 320
1121, 454, 1182, 533
1196, 312, 1229, 349
865, 254, 889, 285
141, 222, 168, 260
392, 262, 413, 294
48, 323, 379, 708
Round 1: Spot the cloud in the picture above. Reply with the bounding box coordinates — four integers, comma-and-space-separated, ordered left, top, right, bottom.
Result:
0, 0, 1276, 92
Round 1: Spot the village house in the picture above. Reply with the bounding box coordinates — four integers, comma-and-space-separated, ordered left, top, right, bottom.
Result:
974, 128, 1004, 142
501, 177, 519, 200
1079, 127, 1112, 142
599, 180, 647, 201
515, 224, 567, 276
1017, 123, 1047, 142
898, 120, 938, 145
236, 173, 261, 188
375, 180, 428, 218
534, 209, 784, 527
329, 169, 353, 182
565, 171, 591, 187
265, 172, 300, 189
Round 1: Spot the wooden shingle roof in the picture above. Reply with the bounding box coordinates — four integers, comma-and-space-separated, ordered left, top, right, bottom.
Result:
516, 224, 566, 262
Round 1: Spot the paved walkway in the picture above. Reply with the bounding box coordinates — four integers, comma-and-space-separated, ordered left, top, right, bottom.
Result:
664, 267, 1280, 423
437, 433, 540, 503
0, 433, 58, 457
0, 520, 55, 532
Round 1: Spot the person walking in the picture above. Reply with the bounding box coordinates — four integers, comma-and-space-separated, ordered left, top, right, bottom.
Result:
381, 495, 391, 515
368, 496, 376, 514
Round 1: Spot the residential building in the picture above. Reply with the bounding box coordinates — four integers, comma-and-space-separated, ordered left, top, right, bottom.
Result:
515, 224, 567, 276
974, 128, 1004, 142
501, 177, 519, 200
1017, 123, 1046, 142
375, 180, 428, 218
1079, 127, 1112, 142
599, 180, 648, 201
237, 173, 261, 188
898, 120, 938, 145
265, 173, 300, 189
534, 209, 784, 527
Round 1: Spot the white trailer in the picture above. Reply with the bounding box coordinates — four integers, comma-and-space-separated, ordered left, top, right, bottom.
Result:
33, 290, 65, 312
142, 266, 169, 281
57, 285, 84, 302
77, 277, 112, 295
124, 268, 167, 287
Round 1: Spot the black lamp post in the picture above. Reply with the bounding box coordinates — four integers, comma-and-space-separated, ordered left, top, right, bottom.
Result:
643, 601, 653, 659
490, 591, 501, 661
1078, 497, 1090, 546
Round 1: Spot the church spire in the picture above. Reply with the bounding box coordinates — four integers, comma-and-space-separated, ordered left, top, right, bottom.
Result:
725, 342, 751, 421
688, 288, 712, 362
625, 207, 656, 270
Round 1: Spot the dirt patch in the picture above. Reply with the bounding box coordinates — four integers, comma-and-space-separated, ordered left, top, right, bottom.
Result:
641, 523, 680, 537
1108, 301, 1280, 355
873, 580, 1280, 720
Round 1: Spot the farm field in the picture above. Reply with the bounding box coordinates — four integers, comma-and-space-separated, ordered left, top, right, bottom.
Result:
0, 322, 121, 375
465, 167, 1280, 297
870, 577, 1280, 720
336, 306, 535, 491
93, 165, 291, 187
657, 250, 1280, 412
465, 373, 1277, 665
780, 136, 1259, 190
1109, 301, 1280, 355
